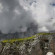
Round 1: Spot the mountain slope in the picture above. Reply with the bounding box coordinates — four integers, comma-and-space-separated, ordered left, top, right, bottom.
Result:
0, 33, 55, 55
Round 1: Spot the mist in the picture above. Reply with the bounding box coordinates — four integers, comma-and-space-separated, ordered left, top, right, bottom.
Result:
0, 0, 55, 34
26, 0, 55, 32
0, 0, 37, 34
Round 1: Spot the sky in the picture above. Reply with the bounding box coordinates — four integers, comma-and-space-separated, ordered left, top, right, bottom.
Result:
0, 0, 55, 33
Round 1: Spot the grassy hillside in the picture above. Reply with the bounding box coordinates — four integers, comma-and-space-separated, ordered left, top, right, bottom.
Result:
1, 33, 55, 43
0, 33, 55, 55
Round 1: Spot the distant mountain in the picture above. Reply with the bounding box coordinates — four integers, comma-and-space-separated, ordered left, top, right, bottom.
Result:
0, 23, 38, 40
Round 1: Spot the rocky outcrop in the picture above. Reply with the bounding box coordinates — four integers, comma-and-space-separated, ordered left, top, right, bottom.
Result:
0, 34, 55, 55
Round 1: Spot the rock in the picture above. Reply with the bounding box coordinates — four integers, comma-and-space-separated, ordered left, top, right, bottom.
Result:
0, 33, 55, 55
1, 43, 11, 55
46, 52, 54, 55
0, 43, 3, 53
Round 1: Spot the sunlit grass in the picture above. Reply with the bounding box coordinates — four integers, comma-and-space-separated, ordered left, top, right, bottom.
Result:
37, 33, 55, 35
1, 33, 55, 43
2, 35, 36, 43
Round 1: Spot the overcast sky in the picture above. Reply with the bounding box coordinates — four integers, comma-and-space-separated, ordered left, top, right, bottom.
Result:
0, 0, 55, 33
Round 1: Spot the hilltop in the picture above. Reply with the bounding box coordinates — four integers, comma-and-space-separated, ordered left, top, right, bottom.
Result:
0, 33, 55, 55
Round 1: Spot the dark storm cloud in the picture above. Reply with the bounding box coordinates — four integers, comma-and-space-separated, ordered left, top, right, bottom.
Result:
0, 0, 55, 33
0, 0, 36, 33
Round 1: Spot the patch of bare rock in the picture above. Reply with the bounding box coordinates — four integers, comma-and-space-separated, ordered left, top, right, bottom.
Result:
0, 34, 55, 55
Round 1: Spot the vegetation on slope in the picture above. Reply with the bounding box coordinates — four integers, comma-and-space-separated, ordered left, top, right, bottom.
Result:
1, 33, 55, 43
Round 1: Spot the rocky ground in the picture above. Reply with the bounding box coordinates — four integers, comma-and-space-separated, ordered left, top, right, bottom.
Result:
0, 33, 55, 55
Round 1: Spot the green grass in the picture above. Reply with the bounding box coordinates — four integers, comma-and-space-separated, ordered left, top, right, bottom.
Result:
37, 33, 55, 35
1, 33, 55, 43
2, 35, 36, 43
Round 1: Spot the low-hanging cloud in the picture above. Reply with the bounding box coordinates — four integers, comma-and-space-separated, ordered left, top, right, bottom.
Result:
25, 0, 55, 32
0, 0, 37, 34
0, 0, 55, 34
